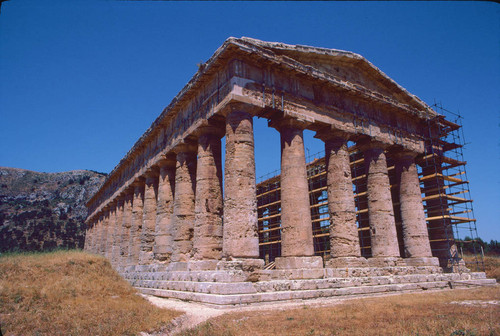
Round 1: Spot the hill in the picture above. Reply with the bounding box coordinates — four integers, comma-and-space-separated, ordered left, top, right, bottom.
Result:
0, 167, 107, 252
0, 251, 180, 335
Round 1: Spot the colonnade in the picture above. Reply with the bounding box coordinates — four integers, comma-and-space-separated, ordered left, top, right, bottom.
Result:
84, 107, 437, 270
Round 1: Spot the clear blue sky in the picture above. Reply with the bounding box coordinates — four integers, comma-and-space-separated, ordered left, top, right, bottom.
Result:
1, 1, 499, 241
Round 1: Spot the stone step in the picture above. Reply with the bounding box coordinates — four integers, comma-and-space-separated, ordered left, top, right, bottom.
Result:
136, 278, 496, 307
124, 272, 493, 296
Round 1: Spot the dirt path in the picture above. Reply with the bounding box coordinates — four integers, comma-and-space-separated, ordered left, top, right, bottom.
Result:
141, 295, 226, 335
140, 294, 349, 335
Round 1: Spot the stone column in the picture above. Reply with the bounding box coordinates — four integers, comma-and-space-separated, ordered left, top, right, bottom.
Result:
361, 141, 402, 266
171, 143, 197, 264
192, 126, 224, 269
89, 221, 96, 253
223, 109, 260, 260
105, 203, 116, 260
316, 130, 366, 267
128, 179, 145, 266
111, 198, 124, 266
154, 157, 176, 262
271, 118, 321, 270
120, 190, 134, 267
100, 208, 109, 256
84, 224, 90, 251
393, 151, 438, 266
139, 170, 159, 265
93, 215, 101, 254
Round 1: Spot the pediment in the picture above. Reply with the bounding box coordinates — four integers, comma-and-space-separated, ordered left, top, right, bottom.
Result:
231, 37, 434, 116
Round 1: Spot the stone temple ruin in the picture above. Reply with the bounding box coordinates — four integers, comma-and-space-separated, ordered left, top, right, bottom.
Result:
84, 38, 495, 306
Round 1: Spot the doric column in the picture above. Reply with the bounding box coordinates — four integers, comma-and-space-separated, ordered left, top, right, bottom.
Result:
171, 143, 197, 263
361, 141, 401, 263
154, 157, 176, 262
111, 197, 124, 266
105, 203, 116, 260
93, 215, 101, 254
193, 126, 224, 264
223, 109, 260, 259
84, 224, 90, 251
316, 130, 366, 267
100, 208, 109, 255
89, 220, 97, 253
393, 151, 437, 266
120, 189, 134, 266
273, 118, 314, 257
139, 170, 159, 265
128, 179, 145, 266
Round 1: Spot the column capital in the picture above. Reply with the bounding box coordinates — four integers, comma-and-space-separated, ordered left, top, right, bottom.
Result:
131, 177, 145, 188
193, 121, 225, 139
220, 101, 260, 118
356, 137, 390, 153
269, 116, 310, 131
389, 148, 419, 161
155, 153, 177, 168
144, 167, 159, 180
315, 127, 351, 142
172, 141, 197, 154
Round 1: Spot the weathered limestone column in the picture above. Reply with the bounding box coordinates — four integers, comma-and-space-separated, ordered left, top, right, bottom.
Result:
128, 179, 145, 266
361, 141, 402, 266
111, 197, 124, 266
191, 126, 224, 269
393, 151, 438, 266
84, 226, 89, 251
105, 203, 117, 260
120, 190, 134, 267
84, 224, 91, 251
271, 117, 321, 270
223, 109, 260, 260
100, 208, 110, 256
316, 130, 366, 267
154, 157, 176, 262
94, 215, 102, 254
139, 170, 159, 265
171, 143, 197, 264
89, 221, 96, 253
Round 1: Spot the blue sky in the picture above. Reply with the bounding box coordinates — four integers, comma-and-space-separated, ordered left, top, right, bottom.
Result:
1, 1, 499, 241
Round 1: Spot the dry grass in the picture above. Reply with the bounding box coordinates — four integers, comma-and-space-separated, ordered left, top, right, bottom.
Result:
0, 250, 181, 336
482, 255, 500, 282
182, 287, 499, 336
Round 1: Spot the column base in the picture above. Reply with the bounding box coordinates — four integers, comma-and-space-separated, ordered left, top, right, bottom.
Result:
275, 256, 323, 269
325, 256, 368, 268
404, 257, 440, 267
217, 258, 265, 272
367, 256, 406, 267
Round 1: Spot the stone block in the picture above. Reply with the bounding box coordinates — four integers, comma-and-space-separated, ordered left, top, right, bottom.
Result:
367, 257, 406, 267
275, 256, 323, 269
216, 259, 265, 272
167, 261, 189, 271
326, 257, 368, 268
404, 257, 440, 267
188, 260, 219, 271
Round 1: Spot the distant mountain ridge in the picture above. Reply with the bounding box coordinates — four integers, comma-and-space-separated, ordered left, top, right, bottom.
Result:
0, 167, 106, 252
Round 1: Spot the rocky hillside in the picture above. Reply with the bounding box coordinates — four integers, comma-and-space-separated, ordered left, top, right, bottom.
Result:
0, 167, 107, 252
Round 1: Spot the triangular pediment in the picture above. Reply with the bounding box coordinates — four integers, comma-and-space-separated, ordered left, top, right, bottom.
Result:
232, 37, 433, 115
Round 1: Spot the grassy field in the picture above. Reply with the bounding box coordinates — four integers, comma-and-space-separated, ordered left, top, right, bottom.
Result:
0, 250, 181, 336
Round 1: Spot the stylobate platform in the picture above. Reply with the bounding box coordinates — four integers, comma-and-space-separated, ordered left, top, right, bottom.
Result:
118, 264, 496, 307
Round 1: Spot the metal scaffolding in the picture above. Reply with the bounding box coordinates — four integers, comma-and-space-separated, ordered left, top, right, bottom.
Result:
256, 105, 483, 271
